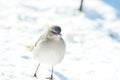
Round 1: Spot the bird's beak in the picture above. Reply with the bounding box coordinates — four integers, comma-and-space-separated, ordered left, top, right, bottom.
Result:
58, 33, 62, 35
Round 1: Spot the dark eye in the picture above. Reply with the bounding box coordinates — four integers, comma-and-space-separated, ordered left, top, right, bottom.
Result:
54, 26, 61, 34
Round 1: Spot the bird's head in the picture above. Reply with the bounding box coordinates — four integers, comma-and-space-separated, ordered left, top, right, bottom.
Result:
48, 25, 61, 35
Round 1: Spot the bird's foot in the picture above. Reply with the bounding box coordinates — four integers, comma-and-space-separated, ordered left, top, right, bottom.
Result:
33, 73, 38, 78
46, 75, 54, 80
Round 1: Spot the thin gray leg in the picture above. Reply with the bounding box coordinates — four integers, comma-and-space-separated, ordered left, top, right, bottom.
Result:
50, 66, 54, 79
46, 66, 54, 80
33, 63, 40, 78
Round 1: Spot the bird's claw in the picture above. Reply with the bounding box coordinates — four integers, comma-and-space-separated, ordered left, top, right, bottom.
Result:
33, 73, 38, 78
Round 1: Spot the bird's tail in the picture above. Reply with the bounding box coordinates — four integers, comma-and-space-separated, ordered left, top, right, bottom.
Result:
24, 45, 34, 51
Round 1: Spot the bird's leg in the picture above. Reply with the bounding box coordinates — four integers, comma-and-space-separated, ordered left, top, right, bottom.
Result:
50, 66, 54, 79
33, 63, 40, 78
46, 66, 54, 80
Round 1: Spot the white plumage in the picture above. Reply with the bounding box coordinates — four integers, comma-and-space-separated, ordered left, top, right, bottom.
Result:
32, 25, 66, 79
32, 33, 66, 65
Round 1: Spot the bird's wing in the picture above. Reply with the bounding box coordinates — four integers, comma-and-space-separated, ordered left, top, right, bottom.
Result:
34, 34, 46, 47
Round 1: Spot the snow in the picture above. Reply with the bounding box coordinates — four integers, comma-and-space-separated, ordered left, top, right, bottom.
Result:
0, 0, 120, 80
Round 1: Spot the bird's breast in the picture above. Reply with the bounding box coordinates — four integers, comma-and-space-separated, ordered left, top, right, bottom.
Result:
32, 38, 66, 65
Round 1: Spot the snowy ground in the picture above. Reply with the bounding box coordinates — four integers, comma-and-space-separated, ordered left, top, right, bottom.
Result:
0, 0, 120, 80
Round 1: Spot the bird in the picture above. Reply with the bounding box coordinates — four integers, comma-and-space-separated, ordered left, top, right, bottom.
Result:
32, 25, 66, 80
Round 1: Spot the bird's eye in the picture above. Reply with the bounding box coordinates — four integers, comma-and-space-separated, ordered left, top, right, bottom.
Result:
54, 27, 61, 34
